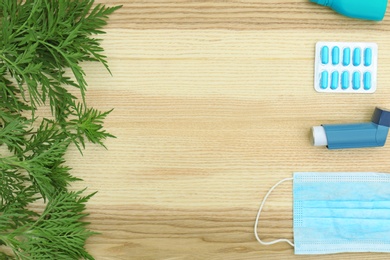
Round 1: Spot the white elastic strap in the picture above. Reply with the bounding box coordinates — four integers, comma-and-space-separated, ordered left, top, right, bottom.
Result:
254, 177, 294, 247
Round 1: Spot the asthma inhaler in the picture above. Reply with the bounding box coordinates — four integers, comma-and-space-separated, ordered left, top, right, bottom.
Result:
310, 0, 388, 21
312, 107, 390, 149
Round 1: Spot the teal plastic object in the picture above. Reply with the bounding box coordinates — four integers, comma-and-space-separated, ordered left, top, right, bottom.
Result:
310, 0, 388, 21
322, 107, 390, 149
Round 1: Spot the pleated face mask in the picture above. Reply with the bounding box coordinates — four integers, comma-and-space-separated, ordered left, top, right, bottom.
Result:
255, 172, 390, 255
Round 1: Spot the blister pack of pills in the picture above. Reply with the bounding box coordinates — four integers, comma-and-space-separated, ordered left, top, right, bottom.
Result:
314, 42, 378, 93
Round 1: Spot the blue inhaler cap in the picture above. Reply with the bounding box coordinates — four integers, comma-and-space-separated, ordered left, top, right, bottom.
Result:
310, 0, 388, 21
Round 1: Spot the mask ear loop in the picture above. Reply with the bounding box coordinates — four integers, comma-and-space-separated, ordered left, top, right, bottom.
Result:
254, 177, 294, 247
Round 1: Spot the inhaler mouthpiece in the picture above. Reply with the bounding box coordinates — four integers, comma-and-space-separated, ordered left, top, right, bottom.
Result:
312, 107, 390, 149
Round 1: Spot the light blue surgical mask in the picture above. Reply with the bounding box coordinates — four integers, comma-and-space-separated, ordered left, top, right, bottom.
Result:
255, 172, 390, 254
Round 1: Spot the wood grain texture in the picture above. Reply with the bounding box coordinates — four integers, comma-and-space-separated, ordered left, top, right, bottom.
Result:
100, 0, 390, 31
69, 0, 390, 259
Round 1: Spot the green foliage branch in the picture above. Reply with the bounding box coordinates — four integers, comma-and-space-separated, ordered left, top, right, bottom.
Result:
0, 1, 121, 259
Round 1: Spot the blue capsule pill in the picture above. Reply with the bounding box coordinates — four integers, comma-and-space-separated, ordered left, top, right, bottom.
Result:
321, 46, 329, 65
332, 46, 340, 65
343, 47, 351, 66
353, 71, 361, 90
341, 71, 349, 90
320, 71, 329, 89
364, 48, 372, 66
353, 48, 361, 66
331, 71, 339, 90
364, 72, 371, 90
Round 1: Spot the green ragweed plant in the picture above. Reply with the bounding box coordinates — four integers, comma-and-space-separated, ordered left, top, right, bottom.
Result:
0, 0, 121, 259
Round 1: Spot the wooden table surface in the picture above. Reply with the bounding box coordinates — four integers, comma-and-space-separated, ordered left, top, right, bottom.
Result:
72, 1, 390, 259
